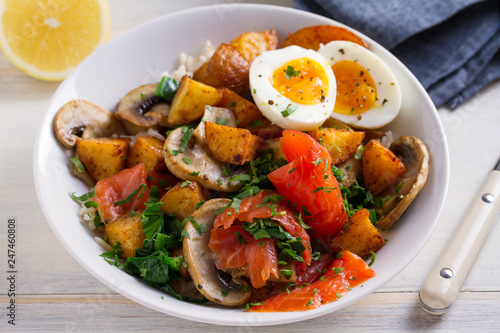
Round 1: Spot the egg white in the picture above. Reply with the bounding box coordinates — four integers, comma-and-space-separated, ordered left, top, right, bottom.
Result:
249, 46, 337, 131
318, 41, 402, 129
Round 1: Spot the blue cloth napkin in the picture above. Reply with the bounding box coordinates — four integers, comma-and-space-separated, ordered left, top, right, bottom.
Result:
294, 0, 500, 108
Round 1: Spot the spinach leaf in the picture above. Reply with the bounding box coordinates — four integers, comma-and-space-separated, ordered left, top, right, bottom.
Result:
155, 76, 180, 102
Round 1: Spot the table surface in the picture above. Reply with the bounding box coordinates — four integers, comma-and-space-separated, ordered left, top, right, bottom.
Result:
1, 1, 499, 331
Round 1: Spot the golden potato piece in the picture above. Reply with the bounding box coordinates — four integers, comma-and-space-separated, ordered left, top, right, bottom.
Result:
281, 25, 368, 50
246, 117, 283, 140
205, 122, 262, 165
127, 136, 165, 173
309, 128, 365, 165
362, 139, 406, 196
160, 181, 208, 221
193, 44, 250, 96
167, 76, 223, 125
217, 88, 262, 128
105, 214, 145, 259
229, 29, 278, 63
194, 29, 278, 96
331, 208, 385, 258
76, 137, 130, 181
260, 138, 286, 161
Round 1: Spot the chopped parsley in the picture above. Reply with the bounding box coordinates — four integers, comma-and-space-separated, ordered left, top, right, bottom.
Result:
155, 76, 180, 102
281, 104, 298, 117
332, 266, 344, 275
368, 251, 376, 267
179, 126, 194, 153
70, 157, 85, 173
222, 165, 230, 176
114, 184, 147, 206
234, 231, 248, 245
395, 181, 405, 193
185, 216, 205, 235
250, 119, 263, 127
215, 116, 227, 126
69, 188, 95, 202
285, 65, 299, 79
354, 145, 365, 160
242, 218, 306, 263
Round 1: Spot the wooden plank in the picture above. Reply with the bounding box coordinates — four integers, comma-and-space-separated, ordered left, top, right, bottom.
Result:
1, 292, 499, 331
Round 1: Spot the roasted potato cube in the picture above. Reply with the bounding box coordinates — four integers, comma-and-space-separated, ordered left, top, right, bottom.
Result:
260, 138, 286, 161
105, 214, 145, 259
76, 137, 130, 181
160, 181, 208, 221
194, 30, 278, 96
331, 208, 385, 258
246, 117, 283, 140
193, 44, 250, 96
362, 139, 406, 196
167, 76, 223, 125
217, 88, 262, 127
281, 25, 368, 50
127, 136, 165, 172
205, 122, 262, 165
309, 128, 365, 165
229, 29, 278, 63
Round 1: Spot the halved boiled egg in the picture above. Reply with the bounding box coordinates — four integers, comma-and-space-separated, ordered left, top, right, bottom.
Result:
249, 45, 336, 131
318, 41, 402, 129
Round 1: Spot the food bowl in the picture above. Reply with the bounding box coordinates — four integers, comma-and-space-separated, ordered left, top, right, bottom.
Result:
33, 4, 449, 326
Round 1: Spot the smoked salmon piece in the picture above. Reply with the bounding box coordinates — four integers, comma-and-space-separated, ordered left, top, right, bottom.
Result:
248, 250, 375, 312
93, 163, 149, 221
208, 190, 312, 289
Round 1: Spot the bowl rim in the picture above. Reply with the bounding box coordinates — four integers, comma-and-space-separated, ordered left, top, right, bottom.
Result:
33, 3, 449, 326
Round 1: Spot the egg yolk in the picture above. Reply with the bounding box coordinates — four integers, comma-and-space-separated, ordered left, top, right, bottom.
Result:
331, 60, 377, 115
272, 58, 329, 105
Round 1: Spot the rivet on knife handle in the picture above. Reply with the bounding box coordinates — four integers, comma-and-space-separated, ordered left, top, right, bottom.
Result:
419, 167, 500, 314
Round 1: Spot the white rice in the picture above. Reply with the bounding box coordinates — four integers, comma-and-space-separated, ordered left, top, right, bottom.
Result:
94, 236, 112, 251
161, 40, 215, 81
379, 130, 393, 147
78, 206, 97, 231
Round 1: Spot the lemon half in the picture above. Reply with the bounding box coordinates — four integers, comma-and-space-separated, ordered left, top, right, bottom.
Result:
0, 0, 110, 81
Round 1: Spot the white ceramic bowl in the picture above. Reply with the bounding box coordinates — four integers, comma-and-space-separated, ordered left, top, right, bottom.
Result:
33, 4, 449, 326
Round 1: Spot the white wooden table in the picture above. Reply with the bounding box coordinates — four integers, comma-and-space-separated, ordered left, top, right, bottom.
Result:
1, 1, 499, 331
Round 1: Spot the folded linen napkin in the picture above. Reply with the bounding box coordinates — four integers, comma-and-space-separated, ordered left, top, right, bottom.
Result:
294, 0, 500, 108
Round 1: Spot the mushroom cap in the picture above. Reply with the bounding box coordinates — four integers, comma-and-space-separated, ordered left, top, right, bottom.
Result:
164, 127, 246, 192
164, 106, 247, 192
183, 198, 251, 306
115, 84, 171, 135
53, 100, 126, 148
376, 136, 430, 231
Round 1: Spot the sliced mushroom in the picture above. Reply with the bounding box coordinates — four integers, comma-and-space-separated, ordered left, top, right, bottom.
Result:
183, 198, 251, 306
164, 106, 246, 192
375, 136, 430, 231
336, 155, 362, 189
192, 106, 237, 144
54, 100, 126, 148
115, 84, 171, 135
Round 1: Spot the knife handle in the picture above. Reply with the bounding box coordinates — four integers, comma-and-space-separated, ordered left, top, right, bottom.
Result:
419, 169, 500, 314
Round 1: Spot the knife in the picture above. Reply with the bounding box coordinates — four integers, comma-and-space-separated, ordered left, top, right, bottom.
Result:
419, 157, 500, 314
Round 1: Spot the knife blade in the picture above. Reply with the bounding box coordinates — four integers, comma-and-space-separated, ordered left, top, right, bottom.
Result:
419, 156, 500, 314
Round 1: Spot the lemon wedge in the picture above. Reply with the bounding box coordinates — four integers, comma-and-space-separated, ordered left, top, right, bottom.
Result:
0, 0, 110, 81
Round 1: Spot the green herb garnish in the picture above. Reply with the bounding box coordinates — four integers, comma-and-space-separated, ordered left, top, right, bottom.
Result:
285, 65, 299, 79
155, 76, 180, 102
70, 157, 85, 173
281, 104, 298, 117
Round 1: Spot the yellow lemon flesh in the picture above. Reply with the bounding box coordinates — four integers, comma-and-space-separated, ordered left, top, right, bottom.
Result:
0, 0, 110, 81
